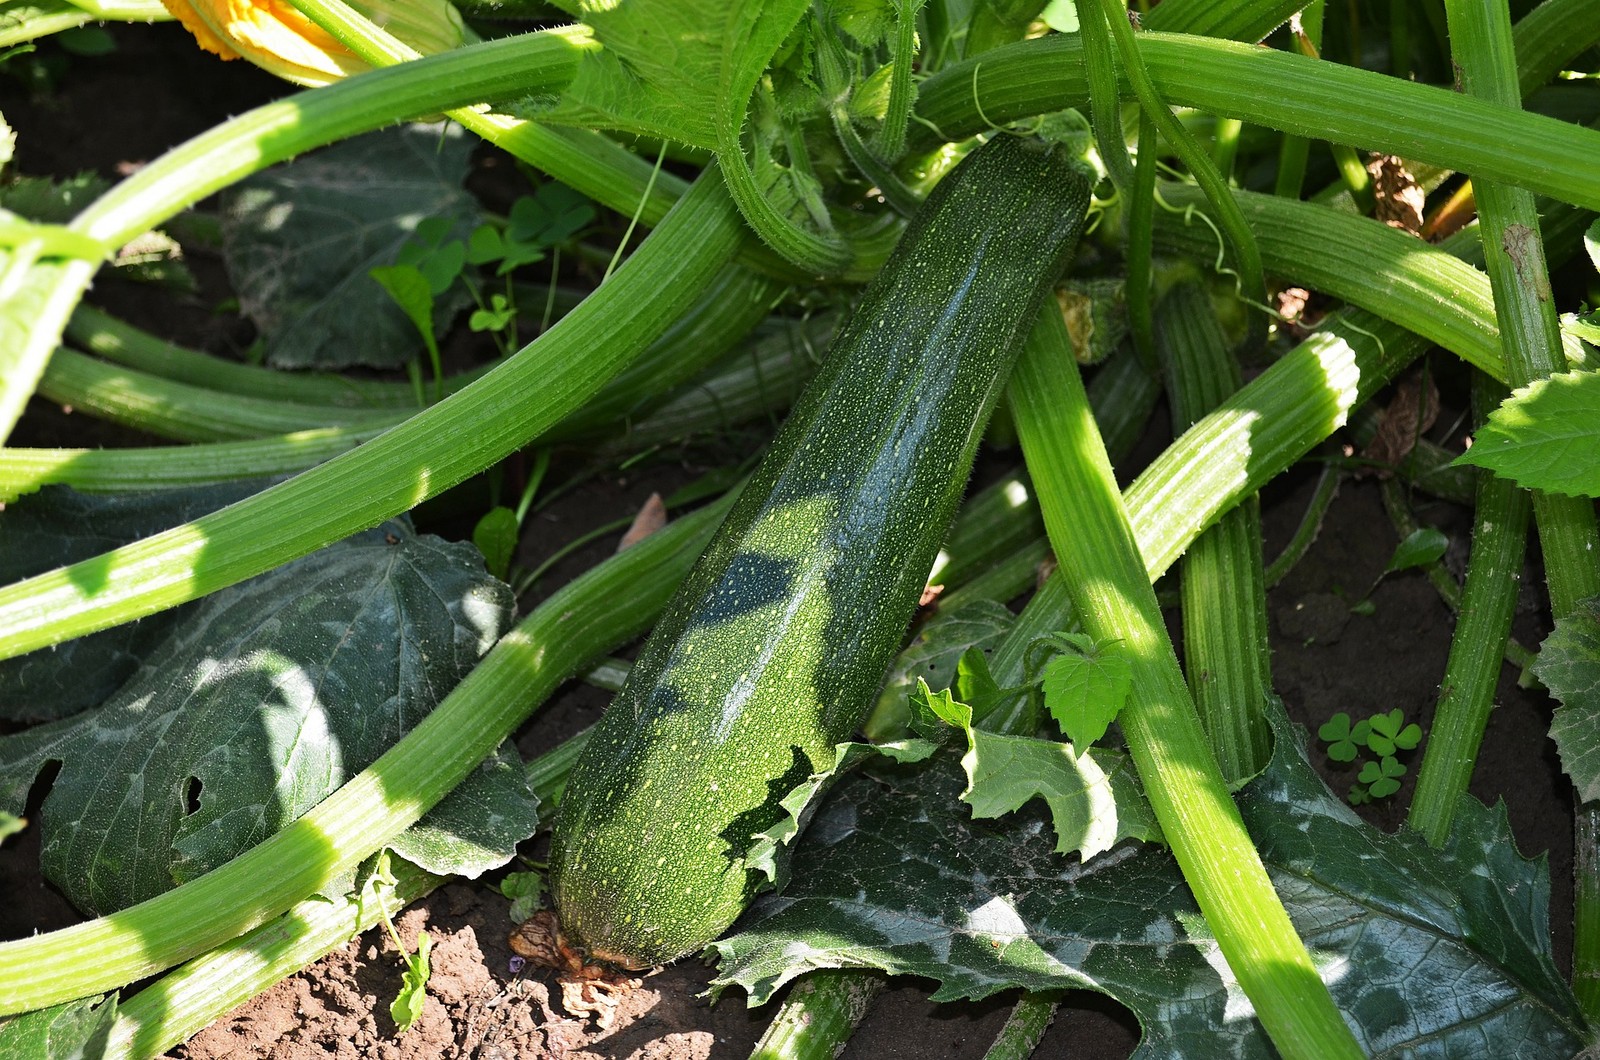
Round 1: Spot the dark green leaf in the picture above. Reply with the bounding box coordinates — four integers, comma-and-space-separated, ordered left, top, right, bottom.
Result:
872, 600, 1014, 738
1040, 634, 1130, 747
221, 124, 479, 369
1534, 596, 1600, 803
57, 26, 115, 56
712, 707, 1585, 1056
0, 173, 110, 224
472, 505, 520, 580
465, 224, 504, 265
0, 480, 273, 724
508, 184, 595, 247
1454, 370, 1600, 498
387, 745, 539, 879
745, 737, 936, 891
0, 521, 514, 915
1385, 528, 1449, 574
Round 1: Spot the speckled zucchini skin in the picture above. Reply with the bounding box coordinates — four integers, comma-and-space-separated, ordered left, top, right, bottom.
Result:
549, 137, 1091, 969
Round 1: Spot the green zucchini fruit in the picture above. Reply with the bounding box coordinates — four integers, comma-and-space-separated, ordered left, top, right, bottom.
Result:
549, 136, 1092, 969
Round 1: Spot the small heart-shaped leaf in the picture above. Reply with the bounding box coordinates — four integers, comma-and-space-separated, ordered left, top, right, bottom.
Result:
1369, 776, 1402, 799
1318, 713, 1352, 743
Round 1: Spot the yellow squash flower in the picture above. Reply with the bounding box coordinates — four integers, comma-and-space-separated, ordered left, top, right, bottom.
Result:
161, 0, 466, 86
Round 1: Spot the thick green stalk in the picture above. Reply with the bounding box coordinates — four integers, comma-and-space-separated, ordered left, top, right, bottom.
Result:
106, 855, 442, 1059
1010, 306, 1361, 1059
0, 28, 596, 449
66, 304, 448, 408
982, 993, 1063, 1060
0, 429, 381, 502
0, 488, 737, 1015
1263, 467, 1339, 589
1087, 0, 1268, 346
1125, 111, 1159, 371
1139, 0, 1301, 40
0, 168, 748, 661
1151, 181, 1590, 380
1158, 283, 1272, 783
0, 309, 833, 502
1080, 0, 1134, 190
37, 349, 406, 440
1406, 374, 1531, 847
1443, 0, 1600, 1020
746, 972, 886, 1060
912, 32, 1600, 213
0, 0, 169, 47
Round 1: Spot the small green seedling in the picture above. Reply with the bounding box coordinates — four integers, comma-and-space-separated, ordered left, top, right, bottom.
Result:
386, 926, 431, 1035
1318, 709, 1423, 803
376, 184, 599, 369
1353, 756, 1408, 803
359, 851, 433, 1036
1353, 528, 1449, 612
1365, 708, 1422, 756
499, 869, 546, 924
1317, 712, 1370, 763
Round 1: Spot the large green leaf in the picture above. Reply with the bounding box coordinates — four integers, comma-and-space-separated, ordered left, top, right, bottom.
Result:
0, 520, 516, 915
1535, 596, 1600, 804
220, 124, 480, 370
1454, 370, 1600, 498
539, 0, 812, 151
0, 481, 271, 724
711, 710, 1587, 1057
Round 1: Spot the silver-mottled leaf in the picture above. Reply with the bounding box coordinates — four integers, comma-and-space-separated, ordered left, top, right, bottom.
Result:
712, 708, 1585, 1057
0, 521, 513, 914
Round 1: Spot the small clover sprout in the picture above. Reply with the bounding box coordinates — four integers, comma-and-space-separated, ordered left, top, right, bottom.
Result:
1365, 708, 1422, 756
1317, 712, 1369, 763
1320, 709, 1422, 804
1357, 755, 1407, 800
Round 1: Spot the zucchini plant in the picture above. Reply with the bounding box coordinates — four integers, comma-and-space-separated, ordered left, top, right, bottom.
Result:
0, 0, 1598, 1057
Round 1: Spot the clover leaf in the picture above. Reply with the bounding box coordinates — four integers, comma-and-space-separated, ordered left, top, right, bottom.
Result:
1318, 712, 1366, 763
1356, 755, 1407, 801
1366, 708, 1422, 756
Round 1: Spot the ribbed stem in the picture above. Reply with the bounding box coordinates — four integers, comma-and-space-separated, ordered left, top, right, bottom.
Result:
1010, 305, 1361, 1059
1443, 0, 1600, 1020
1406, 374, 1531, 847
1158, 283, 1272, 783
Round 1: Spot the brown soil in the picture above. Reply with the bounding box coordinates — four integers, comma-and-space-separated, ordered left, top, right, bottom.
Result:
0, 22, 1578, 1060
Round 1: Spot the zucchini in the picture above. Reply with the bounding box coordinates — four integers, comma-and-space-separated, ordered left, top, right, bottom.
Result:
549, 136, 1091, 969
